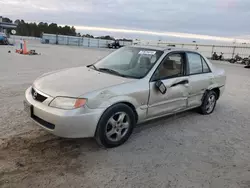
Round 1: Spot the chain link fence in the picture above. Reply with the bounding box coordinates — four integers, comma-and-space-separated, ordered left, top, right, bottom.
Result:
41, 33, 250, 59
137, 40, 250, 59
41, 33, 132, 48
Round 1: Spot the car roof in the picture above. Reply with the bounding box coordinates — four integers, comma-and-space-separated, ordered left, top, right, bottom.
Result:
129, 45, 197, 53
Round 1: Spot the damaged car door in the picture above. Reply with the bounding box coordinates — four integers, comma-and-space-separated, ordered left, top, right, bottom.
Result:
147, 52, 189, 118
186, 52, 213, 108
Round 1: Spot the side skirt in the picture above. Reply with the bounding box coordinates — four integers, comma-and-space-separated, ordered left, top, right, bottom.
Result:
138, 105, 201, 124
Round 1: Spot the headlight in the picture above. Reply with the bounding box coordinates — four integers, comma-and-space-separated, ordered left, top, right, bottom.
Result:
49, 97, 87, 110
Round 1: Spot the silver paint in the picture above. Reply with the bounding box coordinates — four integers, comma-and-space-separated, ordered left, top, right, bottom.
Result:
25, 47, 226, 138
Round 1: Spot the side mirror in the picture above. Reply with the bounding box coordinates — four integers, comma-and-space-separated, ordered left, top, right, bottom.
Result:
155, 80, 167, 94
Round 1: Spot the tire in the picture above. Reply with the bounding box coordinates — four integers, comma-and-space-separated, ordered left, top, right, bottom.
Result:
199, 90, 217, 115
95, 103, 136, 148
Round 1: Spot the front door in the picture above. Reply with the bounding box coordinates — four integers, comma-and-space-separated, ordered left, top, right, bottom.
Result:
147, 52, 189, 118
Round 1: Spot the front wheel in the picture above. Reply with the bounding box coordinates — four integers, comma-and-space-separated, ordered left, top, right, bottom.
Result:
199, 90, 217, 115
95, 104, 136, 148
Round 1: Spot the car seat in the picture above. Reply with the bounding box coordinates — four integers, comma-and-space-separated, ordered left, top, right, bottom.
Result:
161, 59, 180, 77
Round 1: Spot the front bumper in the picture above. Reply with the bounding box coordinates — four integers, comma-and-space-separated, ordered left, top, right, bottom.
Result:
24, 86, 104, 138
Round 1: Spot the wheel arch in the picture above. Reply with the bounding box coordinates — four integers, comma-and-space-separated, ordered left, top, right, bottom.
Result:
119, 101, 139, 123
211, 87, 220, 100
202, 87, 221, 102
94, 101, 139, 139
102, 101, 139, 123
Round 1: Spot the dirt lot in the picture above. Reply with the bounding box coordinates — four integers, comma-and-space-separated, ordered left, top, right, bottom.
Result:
1, 42, 250, 188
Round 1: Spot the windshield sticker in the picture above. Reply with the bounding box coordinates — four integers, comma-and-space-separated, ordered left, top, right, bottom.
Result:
138, 51, 156, 55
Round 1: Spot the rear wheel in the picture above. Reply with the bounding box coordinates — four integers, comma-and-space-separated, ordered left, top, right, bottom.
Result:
199, 90, 217, 115
95, 104, 136, 148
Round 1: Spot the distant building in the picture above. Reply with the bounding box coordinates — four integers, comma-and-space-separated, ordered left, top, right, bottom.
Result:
0, 16, 17, 36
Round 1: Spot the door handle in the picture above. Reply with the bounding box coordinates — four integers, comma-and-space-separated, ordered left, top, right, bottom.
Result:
170, 79, 189, 87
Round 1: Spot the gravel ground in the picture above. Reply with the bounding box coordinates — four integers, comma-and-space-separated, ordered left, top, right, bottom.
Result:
1, 43, 250, 188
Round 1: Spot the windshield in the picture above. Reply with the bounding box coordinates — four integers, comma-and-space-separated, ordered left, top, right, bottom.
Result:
93, 47, 164, 79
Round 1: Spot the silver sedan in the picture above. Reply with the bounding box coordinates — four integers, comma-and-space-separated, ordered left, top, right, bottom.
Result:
24, 46, 226, 148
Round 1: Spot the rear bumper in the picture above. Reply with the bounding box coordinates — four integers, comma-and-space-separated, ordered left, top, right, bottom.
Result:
24, 86, 104, 138
219, 85, 225, 98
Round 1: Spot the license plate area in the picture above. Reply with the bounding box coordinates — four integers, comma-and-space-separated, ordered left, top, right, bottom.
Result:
23, 100, 33, 116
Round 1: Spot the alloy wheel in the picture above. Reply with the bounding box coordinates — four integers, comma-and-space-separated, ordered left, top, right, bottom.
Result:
105, 112, 130, 142
206, 94, 216, 113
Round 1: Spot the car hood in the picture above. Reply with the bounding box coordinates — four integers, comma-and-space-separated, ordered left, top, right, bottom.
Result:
33, 66, 134, 97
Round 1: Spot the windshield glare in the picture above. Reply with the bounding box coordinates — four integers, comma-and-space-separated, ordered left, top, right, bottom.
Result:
94, 47, 164, 79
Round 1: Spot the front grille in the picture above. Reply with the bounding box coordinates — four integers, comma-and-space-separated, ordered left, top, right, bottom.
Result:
31, 88, 47, 102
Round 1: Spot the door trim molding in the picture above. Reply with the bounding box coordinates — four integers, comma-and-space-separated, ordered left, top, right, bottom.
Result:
148, 97, 187, 108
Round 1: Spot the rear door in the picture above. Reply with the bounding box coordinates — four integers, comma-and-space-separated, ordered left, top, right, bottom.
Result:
186, 52, 213, 107
147, 52, 189, 118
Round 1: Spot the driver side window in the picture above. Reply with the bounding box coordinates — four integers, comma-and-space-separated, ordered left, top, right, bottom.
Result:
153, 53, 185, 81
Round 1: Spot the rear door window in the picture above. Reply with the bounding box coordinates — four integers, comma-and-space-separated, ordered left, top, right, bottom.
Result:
187, 53, 203, 75
187, 53, 211, 74
201, 57, 211, 73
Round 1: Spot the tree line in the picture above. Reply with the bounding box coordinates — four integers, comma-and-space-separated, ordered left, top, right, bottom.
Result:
2, 17, 76, 37
1, 16, 132, 41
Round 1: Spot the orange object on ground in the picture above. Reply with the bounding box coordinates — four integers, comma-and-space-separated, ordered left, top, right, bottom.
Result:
15, 49, 22, 54
22, 40, 29, 54
15, 40, 39, 55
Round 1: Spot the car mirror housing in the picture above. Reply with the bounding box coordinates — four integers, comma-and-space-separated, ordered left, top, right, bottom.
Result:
155, 80, 167, 94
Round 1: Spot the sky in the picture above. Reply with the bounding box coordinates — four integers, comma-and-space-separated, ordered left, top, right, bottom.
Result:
1, 0, 250, 43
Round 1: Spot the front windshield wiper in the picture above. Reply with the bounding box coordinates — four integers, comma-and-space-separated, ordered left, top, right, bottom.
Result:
87, 66, 138, 79
98, 68, 129, 78
87, 64, 98, 70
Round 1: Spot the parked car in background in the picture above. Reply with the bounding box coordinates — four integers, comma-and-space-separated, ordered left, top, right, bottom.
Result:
107, 40, 123, 48
24, 46, 226, 148
0, 32, 9, 45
